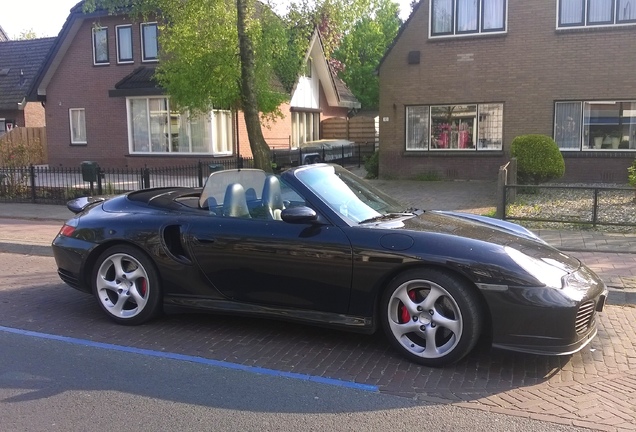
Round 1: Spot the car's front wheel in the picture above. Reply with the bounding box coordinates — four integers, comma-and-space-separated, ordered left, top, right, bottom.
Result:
92, 245, 161, 325
381, 269, 482, 367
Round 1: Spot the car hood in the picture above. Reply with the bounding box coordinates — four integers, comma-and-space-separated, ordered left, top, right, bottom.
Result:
399, 210, 581, 272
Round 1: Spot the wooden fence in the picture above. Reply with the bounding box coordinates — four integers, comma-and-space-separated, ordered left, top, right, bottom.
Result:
321, 115, 378, 147
0, 127, 48, 165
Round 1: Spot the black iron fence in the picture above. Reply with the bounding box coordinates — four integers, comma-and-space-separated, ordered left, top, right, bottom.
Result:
0, 158, 253, 205
0, 143, 376, 205
503, 184, 636, 228
272, 142, 376, 169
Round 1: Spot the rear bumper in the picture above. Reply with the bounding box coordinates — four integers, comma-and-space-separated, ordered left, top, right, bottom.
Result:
52, 235, 94, 294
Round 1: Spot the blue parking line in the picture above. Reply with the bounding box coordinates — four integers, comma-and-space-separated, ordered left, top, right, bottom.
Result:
0, 325, 378, 392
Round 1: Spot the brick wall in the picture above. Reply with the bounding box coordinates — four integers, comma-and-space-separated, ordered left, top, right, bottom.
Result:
378, 0, 636, 182
46, 14, 352, 169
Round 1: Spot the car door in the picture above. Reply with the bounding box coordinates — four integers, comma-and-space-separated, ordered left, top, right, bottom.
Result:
187, 193, 353, 314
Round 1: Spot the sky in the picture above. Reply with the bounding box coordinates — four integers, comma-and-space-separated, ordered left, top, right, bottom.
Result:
1, 0, 415, 39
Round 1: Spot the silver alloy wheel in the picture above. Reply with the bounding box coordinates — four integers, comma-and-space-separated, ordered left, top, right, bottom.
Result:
95, 252, 150, 319
387, 279, 463, 359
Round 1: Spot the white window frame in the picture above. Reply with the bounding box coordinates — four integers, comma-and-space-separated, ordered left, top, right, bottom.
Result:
92, 27, 109, 66
126, 97, 234, 155
291, 111, 319, 148
429, 0, 508, 38
210, 109, 234, 156
405, 103, 503, 151
557, 0, 636, 29
69, 108, 87, 145
116, 25, 133, 64
555, 100, 636, 151
140, 22, 159, 62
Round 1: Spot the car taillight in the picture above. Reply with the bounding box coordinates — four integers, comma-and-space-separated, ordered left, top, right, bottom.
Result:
59, 224, 76, 237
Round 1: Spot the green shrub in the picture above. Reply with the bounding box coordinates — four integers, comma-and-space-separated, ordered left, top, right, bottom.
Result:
511, 134, 565, 185
628, 159, 636, 188
364, 151, 379, 179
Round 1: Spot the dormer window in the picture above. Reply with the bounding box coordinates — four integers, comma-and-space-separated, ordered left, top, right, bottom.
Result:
92, 27, 109, 65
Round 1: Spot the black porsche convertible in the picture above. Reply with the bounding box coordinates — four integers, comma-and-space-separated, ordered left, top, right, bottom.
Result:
52, 164, 608, 367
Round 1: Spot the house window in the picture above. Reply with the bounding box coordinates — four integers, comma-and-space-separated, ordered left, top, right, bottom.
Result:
291, 111, 319, 147
555, 100, 636, 150
116, 25, 133, 64
406, 103, 503, 151
406, 106, 430, 150
305, 58, 312, 78
69, 108, 87, 144
430, 0, 507, 37
558, 0, 636, 27
92, 27, 109, 65
141, 23, 158, 62
127, 97, 233, 154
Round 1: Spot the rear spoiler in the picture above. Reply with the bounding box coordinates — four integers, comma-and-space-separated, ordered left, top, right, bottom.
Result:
67, 196, 108, 214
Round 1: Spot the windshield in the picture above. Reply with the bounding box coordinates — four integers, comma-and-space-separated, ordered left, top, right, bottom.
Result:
295, 165, 406, 223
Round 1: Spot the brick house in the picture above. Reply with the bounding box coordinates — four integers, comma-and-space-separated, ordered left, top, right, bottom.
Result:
0, 36, 55, 136
28, 2, 359, 169
378, 0, 636, 182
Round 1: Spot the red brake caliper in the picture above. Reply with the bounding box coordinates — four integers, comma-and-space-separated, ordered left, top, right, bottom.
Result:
399, 290, 417, 323
139, 278, 147, 297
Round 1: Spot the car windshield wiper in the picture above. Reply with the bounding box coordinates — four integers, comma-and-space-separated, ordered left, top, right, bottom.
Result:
358, 212, 416, 225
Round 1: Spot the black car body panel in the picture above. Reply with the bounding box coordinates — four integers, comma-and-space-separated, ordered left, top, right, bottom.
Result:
52, 164, 608, 360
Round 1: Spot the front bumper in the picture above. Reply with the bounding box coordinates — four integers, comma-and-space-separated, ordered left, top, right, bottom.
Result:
483, 266, 608, 356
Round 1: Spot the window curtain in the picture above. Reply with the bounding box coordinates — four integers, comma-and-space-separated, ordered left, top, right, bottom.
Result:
70, 110, 86, 143
589, 0, 613, 23
149, 98, 169, 152
482, 0, 505, 30
406, 106, 430, 150
555, 102, 582, 149
190, 112, 210, 153
117, 27, 132, 61
93, 28, 108, 63
129, 99, 149, 152
432, 0, 454, 34
457, 0, 478, 32
143, 24, 158, 59
618, 0, 636, 21
560, 0, 584, 25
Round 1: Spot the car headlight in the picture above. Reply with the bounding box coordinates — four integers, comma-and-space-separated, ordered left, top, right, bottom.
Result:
504, 246, 568, 288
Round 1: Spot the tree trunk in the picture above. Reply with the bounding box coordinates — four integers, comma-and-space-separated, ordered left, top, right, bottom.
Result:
236, 0, 272, 173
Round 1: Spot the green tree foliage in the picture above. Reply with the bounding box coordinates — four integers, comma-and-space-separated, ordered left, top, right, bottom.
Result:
18, 29, 39, 40
84, 0, 297, 171
332, 1, 401, 109
511, 134, 565, 185
276, 0, 402, 110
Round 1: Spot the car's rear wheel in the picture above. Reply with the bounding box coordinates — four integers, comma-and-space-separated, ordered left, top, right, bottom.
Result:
381, 268, 482, 367
92, 245, 161, 325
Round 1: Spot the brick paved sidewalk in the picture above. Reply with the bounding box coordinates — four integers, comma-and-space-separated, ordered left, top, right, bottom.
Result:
1, 254, 635, 431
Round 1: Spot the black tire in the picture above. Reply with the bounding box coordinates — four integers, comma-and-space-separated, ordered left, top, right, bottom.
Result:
91, 245, 162, 325
380, 268, 482, 367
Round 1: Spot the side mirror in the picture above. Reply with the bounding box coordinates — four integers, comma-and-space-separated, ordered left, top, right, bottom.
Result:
281, 206, 318, 224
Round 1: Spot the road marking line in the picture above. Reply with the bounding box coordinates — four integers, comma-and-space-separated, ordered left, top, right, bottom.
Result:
0, 325, 378, 392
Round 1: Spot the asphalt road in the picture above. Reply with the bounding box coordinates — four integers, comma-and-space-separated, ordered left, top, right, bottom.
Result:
0, 329, 587, 432
1, 251, 634, 430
